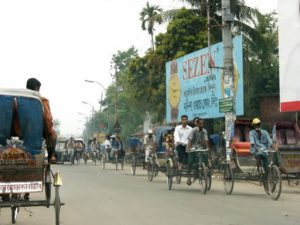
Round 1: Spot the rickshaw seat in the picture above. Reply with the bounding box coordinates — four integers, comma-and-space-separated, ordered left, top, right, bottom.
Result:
286, 129, 297, 145
232, 142, 251, 157
0, 89, 44, 155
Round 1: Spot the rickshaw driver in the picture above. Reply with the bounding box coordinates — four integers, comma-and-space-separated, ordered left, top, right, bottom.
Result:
110, 135, 121, 160
174, 115, 192, 170
144, 129, 156, 164
22, 78, 57, 162
249, 118, 273, 175
186, 118, 209, 185
66, 137, 76, 157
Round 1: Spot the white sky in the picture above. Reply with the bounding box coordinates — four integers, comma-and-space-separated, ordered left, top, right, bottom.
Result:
0, 0, 277, 136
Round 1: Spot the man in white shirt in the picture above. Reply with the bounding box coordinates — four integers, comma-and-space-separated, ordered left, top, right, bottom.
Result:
174, 115, 192, 169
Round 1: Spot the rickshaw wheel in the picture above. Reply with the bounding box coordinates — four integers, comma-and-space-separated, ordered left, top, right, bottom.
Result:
166, 161, 173, 190
102, 156, 106, 169
223, 163, 234, 195
115, 154, 119, 171
11, 205, 19, 224
268, 165, 282, 200
54, 186, 61, 225
131, 155, 136, 175
199, 163, 208, 194
147, 162, 154, 182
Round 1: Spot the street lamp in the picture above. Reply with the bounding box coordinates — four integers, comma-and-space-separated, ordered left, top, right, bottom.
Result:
84, 79, 107, 111
81, 101, 95, 136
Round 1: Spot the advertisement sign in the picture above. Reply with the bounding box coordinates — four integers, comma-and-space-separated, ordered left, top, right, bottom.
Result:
279, 0, 300, 112
166, 35, 244, 122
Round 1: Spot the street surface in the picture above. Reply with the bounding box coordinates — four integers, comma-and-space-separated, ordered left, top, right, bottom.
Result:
1, 161, 300, 225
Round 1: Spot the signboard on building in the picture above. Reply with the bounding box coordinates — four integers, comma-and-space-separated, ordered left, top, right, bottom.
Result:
166, 35, 244, 123
278, 0, 300, 112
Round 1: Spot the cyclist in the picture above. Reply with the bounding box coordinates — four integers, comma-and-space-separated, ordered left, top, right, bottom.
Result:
174, 115, 192, 170
144, 129, 156, 164
249, 118, 273, 175
186, 118, 209, 185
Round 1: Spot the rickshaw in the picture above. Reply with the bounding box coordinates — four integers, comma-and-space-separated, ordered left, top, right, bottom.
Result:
74, 138, 85, 164
272, 121, 300, 186
0, 88, 63, 224
101, 138, 125, 171
226, 119, 282, 200
128, 137, 144, 175
83, 138, 100, 165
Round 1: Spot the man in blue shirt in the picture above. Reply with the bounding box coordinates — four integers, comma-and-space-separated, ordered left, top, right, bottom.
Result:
249, 118, 273, 174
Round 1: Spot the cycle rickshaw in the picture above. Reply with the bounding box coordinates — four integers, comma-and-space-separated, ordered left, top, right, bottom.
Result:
225, 119, 282, 200
102, 138, 125, 171
146, 126, 211, 194
0, 88, 64, 224
128, 137, 144, 175
273, 121, 300, 186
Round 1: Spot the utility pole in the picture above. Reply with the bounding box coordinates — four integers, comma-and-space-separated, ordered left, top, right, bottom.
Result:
222, 0, 236, 161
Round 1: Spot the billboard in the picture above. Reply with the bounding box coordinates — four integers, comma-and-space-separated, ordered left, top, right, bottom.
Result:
166, 35, 244, 123
279, 0, 300, 112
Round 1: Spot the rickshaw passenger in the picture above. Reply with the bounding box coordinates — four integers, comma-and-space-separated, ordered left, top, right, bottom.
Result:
249, 118, 273, 174
13, 78, 57, 162
143, 129, 156, 162
174, 115, 192, 170
186, 118, 209, 185
110, 135, 121, 160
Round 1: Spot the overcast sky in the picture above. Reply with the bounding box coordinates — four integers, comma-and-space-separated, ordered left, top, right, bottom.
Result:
0, 0, 277, 136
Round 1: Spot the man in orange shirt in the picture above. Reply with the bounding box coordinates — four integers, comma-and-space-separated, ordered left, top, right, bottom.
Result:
26, 78, 57, 162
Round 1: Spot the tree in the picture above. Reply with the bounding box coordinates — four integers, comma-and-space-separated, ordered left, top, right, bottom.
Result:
140, 2, 163, 50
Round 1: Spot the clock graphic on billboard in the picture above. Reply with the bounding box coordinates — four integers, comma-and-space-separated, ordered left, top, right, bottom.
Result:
169, 60, 181, 122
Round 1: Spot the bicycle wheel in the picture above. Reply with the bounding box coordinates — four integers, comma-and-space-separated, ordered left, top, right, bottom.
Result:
207, 168, 212, 191
102, 154, 106, 169
223, 163, 234, 195
166, 161, 173, 190
176, 169, 182, 184
147, 162, 154, 182
131, 155, 136, 175
268, 165, 282, 200
115, 154, 118, 171
198, 163, 208, 194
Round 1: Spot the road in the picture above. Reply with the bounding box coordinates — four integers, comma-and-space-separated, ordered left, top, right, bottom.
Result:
1, 161, 300, 225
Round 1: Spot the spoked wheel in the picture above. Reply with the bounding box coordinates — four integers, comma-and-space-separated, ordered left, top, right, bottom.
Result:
176, 172, 182, 184
45, 165, 52, 207
131, 155, 136, 175
207, 168, 212, 191
166, 161, 173, 190
121, 159, 124, 171
223, 163, 234, 195
147, 162, 154, 182
115, 154, 118, 171
102, 155, 106, 169
54, 186, 61, 225
198, 163, 208, 194
84, 154, 88, 165
268, 165, 282, 200
11, 205, 20, 224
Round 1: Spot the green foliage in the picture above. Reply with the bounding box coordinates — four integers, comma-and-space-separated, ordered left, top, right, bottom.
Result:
83, 2, 280, 138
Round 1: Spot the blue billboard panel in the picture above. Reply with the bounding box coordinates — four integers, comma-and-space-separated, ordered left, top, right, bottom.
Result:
166, 35, 244, 123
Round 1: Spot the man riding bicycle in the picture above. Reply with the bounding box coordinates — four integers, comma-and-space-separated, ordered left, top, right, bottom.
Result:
249, 118, 273, 175
174, 115, 192, 170
144, 129, 156, 165
186, 118, 209, 185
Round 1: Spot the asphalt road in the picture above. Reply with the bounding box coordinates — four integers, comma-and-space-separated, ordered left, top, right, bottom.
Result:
1, 161, 300, 225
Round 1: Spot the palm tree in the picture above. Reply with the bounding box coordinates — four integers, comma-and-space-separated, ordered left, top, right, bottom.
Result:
140, 2, 163, 50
